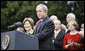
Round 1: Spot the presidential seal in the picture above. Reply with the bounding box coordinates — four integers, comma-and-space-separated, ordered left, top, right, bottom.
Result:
2, 35, 10, 50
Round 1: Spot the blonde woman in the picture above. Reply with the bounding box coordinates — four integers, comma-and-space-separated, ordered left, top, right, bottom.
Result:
23, 18, 34, 34
63, 21, 84, 50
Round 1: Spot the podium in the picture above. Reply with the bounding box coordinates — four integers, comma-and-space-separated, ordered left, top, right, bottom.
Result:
1, 31, 39, 50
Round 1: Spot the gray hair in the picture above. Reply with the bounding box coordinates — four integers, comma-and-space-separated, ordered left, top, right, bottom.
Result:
50, 15, 58, 20
36, 4, 48, 11
54, 20, 61, 25
67, 13, 76, 21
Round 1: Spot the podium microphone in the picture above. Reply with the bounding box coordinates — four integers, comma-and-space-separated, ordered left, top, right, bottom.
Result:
8, 22, 23, 30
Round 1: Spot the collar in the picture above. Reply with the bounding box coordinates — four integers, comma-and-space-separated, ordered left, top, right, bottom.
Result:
40, 15, 47, 22
55, 29, 61, 34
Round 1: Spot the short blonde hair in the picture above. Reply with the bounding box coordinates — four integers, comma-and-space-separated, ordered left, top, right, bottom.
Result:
68, 21, 78, 29
23, 18, 34, 27
67, 13, 76, 21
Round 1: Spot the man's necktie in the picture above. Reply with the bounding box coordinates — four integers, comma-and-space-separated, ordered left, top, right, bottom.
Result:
55, 33, 57, 39
37, 20, 41, 29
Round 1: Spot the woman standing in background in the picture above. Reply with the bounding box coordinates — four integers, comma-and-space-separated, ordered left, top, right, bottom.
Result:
63, 21, 84, 50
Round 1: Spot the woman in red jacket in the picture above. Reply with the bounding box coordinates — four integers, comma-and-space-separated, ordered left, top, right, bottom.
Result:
63, 21, 84, 50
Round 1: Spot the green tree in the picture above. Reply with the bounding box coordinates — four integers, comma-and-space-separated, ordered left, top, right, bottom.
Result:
1, 1, 84, 33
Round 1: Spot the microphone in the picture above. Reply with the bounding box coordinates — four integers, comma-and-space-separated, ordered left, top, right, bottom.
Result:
14, 22, 23, 27
8, 22, 23, 30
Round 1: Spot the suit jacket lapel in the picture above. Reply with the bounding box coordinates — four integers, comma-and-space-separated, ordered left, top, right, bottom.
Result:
55, 30, 62, 40
35, 20, 40, 33
37, 16, 48, 32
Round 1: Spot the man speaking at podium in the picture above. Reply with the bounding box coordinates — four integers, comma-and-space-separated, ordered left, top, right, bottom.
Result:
32, 4, 55, 50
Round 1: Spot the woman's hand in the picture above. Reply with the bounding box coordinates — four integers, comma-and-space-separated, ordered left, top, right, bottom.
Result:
65, 42, 74, 49
73, 42, 80, 46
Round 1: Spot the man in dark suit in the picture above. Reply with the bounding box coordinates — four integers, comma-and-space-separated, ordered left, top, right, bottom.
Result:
53, 20, 65, 50
33, 4, 55, 50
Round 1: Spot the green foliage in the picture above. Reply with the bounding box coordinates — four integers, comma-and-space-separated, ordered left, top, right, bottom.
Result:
1, 1, 84, 33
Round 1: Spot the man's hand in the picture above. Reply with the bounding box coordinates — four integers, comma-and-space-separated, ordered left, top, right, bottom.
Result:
60, 24, 67, 31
